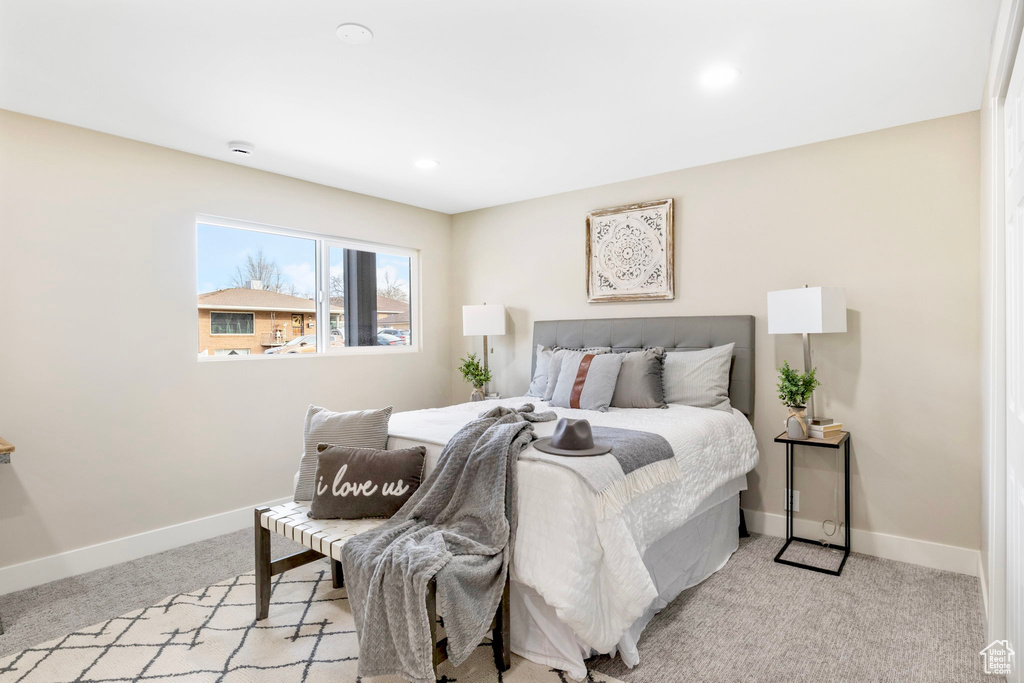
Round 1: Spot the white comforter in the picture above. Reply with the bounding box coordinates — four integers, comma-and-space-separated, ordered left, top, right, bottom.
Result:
387, 397, 759, 653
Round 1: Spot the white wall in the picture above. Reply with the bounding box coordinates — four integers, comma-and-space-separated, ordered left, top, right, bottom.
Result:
0, 110, 453, 576
450, 112, 982, 556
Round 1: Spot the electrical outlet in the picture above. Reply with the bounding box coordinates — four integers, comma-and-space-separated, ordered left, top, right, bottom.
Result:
785, 488, 800, 512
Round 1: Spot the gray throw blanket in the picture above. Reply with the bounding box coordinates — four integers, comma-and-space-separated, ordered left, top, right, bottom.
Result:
519, 426, 679, 518
478, 402, 557, 423
341, 410, 538, 682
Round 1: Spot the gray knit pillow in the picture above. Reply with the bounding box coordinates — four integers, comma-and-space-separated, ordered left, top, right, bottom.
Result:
662, 344, 735, 412
611, 347, 667, 409
542, 347, 611, 401
294, 405, 392, 502
550, 352, 625, 412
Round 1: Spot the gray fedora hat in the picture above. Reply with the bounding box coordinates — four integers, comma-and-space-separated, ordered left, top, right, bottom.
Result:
533, 418, 612, 457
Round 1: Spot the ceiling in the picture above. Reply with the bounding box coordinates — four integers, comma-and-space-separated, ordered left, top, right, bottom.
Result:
0, 1, 1000, 214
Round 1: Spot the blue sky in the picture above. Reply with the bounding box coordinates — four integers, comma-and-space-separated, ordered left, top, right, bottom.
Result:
198, 223, 410, 298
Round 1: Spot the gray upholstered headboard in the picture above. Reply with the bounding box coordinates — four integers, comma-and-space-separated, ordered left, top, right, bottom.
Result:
532, 315, 755, 416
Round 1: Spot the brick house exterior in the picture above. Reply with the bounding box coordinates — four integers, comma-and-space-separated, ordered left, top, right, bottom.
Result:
198, 288, 411, 356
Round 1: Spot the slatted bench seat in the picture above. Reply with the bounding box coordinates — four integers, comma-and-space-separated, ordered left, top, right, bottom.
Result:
254, 502, 510, 677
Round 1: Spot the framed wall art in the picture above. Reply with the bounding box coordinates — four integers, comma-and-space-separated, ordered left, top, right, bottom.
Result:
585, 198, 674, 302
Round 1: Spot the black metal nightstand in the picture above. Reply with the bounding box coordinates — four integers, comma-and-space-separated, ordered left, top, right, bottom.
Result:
773, 430, 851, 576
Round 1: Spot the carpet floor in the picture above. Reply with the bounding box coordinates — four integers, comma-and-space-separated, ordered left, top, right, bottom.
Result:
589, 534, 994, 683
0, 531, 993, 682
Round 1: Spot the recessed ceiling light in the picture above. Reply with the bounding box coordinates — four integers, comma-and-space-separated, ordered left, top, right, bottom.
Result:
336, 23, 373, 45
414, 159, 440, 170
699, 65, 740, 89
228, 141, 254, 156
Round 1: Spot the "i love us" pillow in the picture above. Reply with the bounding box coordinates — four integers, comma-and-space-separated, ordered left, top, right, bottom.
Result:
308, 443, 426, 520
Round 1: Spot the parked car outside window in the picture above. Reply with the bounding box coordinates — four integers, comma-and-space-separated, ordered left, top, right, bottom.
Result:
378, 328, 411, 344
376, 332, 403, 346
264, 335, 317, 354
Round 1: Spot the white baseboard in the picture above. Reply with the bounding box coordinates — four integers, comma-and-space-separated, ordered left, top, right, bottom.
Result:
743, 509, 980, 576
979, 553, 990, 633
0, 496, 292, 595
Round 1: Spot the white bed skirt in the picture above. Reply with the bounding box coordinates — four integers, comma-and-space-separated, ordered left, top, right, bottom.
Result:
509, 480, 743, 680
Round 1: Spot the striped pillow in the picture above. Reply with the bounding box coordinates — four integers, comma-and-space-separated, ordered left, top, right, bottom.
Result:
541, 347, 612, 401
294, 405, 393, 502
549, 352, 624, 412
662, 343, 735, 411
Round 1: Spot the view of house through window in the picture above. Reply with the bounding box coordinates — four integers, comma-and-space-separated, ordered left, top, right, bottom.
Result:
197, 220, 415, 358
327, 246, 412, 350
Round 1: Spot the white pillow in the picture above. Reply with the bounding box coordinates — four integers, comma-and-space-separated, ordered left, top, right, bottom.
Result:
526, 345, 556, 397
662, 344, 735, 412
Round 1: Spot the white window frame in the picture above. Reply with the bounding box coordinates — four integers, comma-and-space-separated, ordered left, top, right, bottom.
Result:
197, 214, 421, 362
209, 311, 256, 336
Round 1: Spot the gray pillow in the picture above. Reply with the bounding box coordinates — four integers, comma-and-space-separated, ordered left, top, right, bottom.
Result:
550, 352, 625, 412
526, 345, 556, 398
542, 347, 612, 401
662, 344, 735, 412
308, 444, 425, 519
294, 405, 392, 502
611, 347, 667, 409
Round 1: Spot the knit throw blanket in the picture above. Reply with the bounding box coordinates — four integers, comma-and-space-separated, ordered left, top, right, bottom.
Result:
341, 411, 537, 682
519, 426, 678, 518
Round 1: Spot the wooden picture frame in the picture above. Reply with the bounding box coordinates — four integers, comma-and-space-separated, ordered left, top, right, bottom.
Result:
585, 198, 674, 302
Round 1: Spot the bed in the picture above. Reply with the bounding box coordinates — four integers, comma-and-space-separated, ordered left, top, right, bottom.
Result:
383, 315, 759, 679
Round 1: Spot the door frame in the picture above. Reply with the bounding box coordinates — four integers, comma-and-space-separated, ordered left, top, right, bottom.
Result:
985, 0, 1024, 646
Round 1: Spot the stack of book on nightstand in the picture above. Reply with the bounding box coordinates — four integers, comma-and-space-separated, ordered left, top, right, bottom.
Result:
809, 420, 843, 440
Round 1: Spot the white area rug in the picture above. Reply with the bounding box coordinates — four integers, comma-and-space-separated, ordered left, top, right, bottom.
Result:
0, 560, 622, 682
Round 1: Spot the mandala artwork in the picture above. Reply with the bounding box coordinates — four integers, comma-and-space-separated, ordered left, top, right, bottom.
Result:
586, 199, 674, 302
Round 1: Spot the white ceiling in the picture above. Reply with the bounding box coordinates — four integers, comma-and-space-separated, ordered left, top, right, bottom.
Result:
0, 1, 1000, 214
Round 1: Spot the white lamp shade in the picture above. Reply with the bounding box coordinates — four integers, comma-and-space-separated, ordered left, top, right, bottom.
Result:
767, 287, 847, 334
463, 304, 507, 337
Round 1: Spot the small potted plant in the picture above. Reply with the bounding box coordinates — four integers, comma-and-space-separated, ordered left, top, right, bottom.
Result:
458, 353, 492, 402
777, 361, 821, 439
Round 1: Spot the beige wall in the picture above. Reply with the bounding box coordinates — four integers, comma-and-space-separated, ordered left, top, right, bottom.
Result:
0, 110, 452, 570
451, 112, 982, 551
0, 107, 983, 575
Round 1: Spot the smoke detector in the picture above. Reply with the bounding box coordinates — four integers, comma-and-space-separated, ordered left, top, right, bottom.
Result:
228, 141, 254, 156
336, 23, 373, 44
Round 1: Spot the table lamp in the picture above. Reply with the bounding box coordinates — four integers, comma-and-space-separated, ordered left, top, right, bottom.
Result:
767, 286, 847, 425
462, 304, 507, 394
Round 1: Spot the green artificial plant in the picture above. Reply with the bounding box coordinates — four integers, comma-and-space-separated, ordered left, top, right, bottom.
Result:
458, 353, 492, 389
776, 361, 821, 408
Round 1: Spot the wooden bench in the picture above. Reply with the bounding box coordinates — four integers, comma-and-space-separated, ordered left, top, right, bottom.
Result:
254, 502, 511, 677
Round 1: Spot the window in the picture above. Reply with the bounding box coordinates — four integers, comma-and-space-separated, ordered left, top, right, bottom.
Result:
327, 246, 413, 349
197, 216, 417, 359
210, 312, 255, 335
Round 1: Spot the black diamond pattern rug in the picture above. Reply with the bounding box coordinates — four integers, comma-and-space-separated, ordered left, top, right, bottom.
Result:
0, 560, 623, 682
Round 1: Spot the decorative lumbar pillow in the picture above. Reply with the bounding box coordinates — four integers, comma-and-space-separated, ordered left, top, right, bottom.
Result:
611, 347, 667, 409
526, 345, 556, 398
294, 405, 393, 502
662, 343, 735, 412
542, 347, 612, 401
550, 352, 625, 411
309, 444, 426, 520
